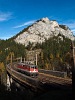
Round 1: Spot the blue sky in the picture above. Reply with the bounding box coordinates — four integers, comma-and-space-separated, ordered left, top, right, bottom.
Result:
0, 0, 75, 40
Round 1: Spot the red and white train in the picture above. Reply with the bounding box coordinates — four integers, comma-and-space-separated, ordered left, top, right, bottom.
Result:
15, 63, 38, 76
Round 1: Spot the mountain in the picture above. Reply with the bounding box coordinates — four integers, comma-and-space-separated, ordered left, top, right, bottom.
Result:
0, 18, 73, 74
14, 17, 74, 46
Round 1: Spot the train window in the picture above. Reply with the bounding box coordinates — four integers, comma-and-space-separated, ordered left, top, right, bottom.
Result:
31, 66, 33, 68
34, 66, 37, 69
35, 66, 37, 69
31, 66, 34, 68
23, 65, 25, 67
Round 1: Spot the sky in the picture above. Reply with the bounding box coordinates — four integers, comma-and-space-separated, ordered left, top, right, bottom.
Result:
0, 0, 75, 40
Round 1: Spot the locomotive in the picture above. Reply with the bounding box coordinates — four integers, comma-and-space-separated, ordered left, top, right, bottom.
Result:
15, 63, 38, 77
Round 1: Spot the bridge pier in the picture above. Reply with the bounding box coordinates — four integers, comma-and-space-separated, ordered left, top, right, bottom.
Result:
6, 74, 11, 91
6, 73, 24, 92
6, 74, 13, 91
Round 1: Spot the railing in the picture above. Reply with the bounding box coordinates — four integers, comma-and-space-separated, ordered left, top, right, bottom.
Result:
39, 69, 67, 78
6, 64, 39, 91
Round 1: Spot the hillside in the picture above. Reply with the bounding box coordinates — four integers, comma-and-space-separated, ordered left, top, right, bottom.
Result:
0, 17, 74, 79
14, 17, 74, 46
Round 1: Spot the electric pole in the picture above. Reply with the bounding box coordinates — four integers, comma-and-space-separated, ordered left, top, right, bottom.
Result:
72, 42, 75, 67
10, 52, 14, 65
71, 41, 75, 90
36, 54, 37, 66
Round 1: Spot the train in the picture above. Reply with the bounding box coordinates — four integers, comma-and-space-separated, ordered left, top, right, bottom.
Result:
15, 63, 39, 77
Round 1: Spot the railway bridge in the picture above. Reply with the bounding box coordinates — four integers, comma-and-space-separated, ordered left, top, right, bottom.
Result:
6, 62, 72, 92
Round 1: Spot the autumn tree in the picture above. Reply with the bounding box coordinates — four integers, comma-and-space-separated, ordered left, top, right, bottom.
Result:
49, 53, 54, 70
0, 62, 6, 85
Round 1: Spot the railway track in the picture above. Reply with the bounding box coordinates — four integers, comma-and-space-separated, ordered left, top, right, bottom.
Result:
38, 72, 72, 87
6, 63, 72, 92
8, 63, 72, 86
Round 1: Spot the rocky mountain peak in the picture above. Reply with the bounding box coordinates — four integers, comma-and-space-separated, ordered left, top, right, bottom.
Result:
41, 17, 50, 22
14, 17, 74, 46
